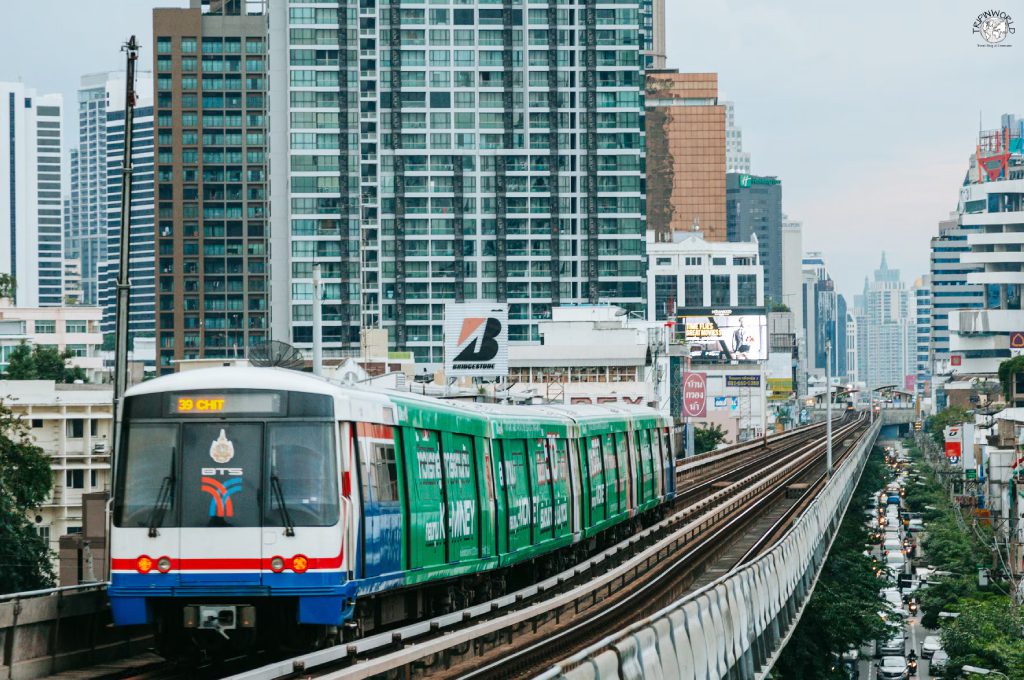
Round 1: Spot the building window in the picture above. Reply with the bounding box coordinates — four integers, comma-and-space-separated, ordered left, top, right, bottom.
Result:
737, 274, 758, 307
710, 275, 731, 307
90, 470, 98, 488
31, 419, 43, 428
684, 275, 704, 308
684, 256, 702, 266
66, 469, 84, 489
66, 344, 88, 357
36, 526, 50, 544
65, 320, 88, 333
655, 257, 672, 266
66, 419, 84, 438
654, 275, 677, 321
712, 257, 727, 266
35, 320, 55, 333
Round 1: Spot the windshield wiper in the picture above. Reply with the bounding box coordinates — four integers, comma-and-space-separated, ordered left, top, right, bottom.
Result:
147, 448, 175, 537
271, 473, 295, 537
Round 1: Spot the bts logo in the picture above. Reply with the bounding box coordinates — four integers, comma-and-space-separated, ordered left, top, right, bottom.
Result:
201, 474, 243, 518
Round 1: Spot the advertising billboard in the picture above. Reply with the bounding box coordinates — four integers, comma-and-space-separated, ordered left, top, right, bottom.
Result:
444, 303, 509, 378
681, 372, 707, 418
680, 314, 767, 361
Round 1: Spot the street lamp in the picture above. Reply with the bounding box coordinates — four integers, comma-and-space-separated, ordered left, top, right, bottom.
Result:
962, 666, 1008, 678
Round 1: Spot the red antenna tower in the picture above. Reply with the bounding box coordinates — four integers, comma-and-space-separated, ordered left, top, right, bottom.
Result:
976, 126, 1010, 183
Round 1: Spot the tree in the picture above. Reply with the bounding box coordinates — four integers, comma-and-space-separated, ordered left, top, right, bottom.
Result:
2, 342, 88, 383
941, 597, 1024, 680
4, 342, 37, 379
926, 406, 970, 447
693, 423, 727, 454
998, 355, 1024, 402
0, 273, 16, 300
0, 400, 54, 593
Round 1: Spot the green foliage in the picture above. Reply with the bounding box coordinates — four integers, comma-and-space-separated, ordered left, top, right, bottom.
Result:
775, 448, 897, 678
941, 598, 1024, 680
0, 400, 54, 593
693, 423, 727, 454
0, 273, 16, 300
926, 407, 970, 447
998, 355, 1024, 401
2, 341, 87, 383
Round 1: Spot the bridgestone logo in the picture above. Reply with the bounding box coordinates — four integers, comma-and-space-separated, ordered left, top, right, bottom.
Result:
453, 363, 496, 370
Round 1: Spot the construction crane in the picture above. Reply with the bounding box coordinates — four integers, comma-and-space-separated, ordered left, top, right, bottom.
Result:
113, 36, 139, 442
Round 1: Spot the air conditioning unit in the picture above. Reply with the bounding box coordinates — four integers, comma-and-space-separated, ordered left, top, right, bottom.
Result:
92, 441, 108, 453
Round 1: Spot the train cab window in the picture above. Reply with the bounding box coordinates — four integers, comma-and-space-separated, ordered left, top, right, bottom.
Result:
114, 423, 178, 527
367, 444, 398, 502
265, 422, 339, 526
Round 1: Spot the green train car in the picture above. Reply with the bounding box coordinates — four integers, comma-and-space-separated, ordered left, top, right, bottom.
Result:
109, 368, 676, 649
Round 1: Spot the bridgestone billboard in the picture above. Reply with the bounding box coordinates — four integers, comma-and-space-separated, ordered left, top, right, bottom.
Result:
444, 303, 509, 378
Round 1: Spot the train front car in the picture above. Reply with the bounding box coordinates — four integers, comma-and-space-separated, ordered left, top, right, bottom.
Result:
109, 367, 359, 655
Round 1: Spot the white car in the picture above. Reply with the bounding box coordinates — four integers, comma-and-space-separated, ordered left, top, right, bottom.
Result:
930, 648, 949, 671
922, 634, 942, 659
877, 655, 909, 680
880, 632, 906, 656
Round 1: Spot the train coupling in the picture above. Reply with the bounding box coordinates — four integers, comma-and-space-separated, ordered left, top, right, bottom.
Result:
183, 605, 256, 639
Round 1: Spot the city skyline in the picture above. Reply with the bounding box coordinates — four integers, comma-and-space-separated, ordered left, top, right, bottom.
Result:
4, 1, 1017, 301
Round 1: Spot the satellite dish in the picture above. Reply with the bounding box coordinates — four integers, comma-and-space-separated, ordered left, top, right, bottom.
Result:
249, 340, 305, 370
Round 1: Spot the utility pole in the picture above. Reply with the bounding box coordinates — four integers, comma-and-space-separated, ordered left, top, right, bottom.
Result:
826, 338, 833, 477
113, 36, 138, 441
312, 263, 323, 376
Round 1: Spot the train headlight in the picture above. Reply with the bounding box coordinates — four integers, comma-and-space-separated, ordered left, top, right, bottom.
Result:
291, 554, 309, 573
157, 556, 172, 573
136, 555, 154, 573
271, 556, 285, 572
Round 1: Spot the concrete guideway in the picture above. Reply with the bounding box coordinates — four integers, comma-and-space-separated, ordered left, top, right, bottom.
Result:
538, 417, 882, 679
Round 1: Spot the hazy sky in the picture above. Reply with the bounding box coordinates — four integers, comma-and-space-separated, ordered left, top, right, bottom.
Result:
664, 1, 1021, 297
3, 1, 1020, 299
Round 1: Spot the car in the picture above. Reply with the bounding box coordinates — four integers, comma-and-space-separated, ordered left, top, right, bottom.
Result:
886, 550, 907, 573
884, 537, 903, 553
877, 655, 909, 679
922, 634, 942, 659
880, 589, 906, 617
929, 648, 949, 671
880, 631, 906, 656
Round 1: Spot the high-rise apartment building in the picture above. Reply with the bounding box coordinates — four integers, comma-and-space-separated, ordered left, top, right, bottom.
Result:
97, 99, 155, 335
727, 172, 782, 303
857, 253, 912, 391
911, 275, 931, 398
152, 0, 270, 374
645, 71, 726, 241
643, 0, 666, 69
723, 101, 750, 174
929, 212, 984, 366
269, 1, 648, 363
0, 83, 64, 307
66, 70, 151, 315
946, 118, 1024, 376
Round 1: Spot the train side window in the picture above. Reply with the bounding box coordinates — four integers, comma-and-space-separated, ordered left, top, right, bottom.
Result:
371, 445, 398, 502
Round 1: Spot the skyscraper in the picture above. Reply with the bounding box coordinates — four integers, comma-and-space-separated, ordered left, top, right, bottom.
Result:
911, 275, 931, 399
153, 0, 270, 373
857, 253, 912, 391
269, 0, 649, 363
645, 72, 726, 241
0, 83, 63, 306
929, 212, 983, 365
67, 72, 153, 311
727, 172, 782, 303
723, 101, 750, 174
97, 98, 155, 335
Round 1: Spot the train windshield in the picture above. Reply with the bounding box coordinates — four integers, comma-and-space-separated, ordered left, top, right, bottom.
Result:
115, 413, 338, 529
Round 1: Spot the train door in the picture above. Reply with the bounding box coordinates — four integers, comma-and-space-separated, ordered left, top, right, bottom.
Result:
178, 422, 263, 586
356, 423, 403, 578
616, 430, 635, 516
477, 437, 497, 560
441, 432, 481, 564
400, 428, 446, 569
602, 433, 619, 519
548, 437, 572, 541
498, 439, 532, 554
564, 438, 583, 539
586, 436, 606, 527
640, 429, 656, 505
531, 438, 554, 544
